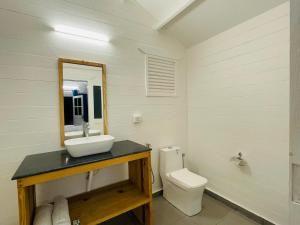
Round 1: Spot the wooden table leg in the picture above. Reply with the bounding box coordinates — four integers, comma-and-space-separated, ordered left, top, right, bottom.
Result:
129, 153, 153, 225
142, 154, 153, 225
17, 181, 35, 225
129, 159, 144, 223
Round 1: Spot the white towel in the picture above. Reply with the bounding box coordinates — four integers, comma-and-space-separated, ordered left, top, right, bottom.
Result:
33, 204, 53, 225
52, 196, 71, 225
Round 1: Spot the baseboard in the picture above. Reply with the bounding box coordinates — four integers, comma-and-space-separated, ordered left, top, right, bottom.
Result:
204, 189, 276, 225
152, 189, 163, 198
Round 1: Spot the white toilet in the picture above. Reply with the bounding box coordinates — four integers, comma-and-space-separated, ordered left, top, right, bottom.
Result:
159, 146, 208, 216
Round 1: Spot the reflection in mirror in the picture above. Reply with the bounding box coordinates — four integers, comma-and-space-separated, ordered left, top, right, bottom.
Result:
60, 61, 107, 144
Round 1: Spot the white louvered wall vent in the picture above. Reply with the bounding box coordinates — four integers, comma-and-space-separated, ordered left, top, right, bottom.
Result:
145, 55, 176, 97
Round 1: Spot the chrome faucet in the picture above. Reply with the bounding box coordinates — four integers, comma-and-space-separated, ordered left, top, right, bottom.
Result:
83, 122, 90, 137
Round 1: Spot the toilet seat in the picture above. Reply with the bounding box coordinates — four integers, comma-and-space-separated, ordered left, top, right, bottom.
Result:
167, 168, 207, 191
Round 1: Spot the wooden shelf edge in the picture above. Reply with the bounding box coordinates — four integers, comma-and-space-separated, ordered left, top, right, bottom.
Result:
68, 180, 151, 225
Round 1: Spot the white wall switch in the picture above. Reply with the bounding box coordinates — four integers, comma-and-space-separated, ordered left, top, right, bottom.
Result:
133, 113, 142, 124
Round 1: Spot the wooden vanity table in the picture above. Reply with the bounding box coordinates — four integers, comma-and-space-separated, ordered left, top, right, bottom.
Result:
12, 140, 152, 225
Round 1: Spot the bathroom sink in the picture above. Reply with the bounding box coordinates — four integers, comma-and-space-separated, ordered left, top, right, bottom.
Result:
65, 135, 115, 157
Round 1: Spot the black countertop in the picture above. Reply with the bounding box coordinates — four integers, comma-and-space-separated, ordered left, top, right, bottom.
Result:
12, 140, 151, 180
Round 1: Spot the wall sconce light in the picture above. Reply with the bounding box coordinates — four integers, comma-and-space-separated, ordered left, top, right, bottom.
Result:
54, 25, 109, 43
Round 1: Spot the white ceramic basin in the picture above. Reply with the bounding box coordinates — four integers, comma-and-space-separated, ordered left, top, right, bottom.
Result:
65, 135, 115, 157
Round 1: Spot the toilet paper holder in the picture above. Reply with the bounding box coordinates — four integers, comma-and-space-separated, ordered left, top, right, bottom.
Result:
231, 152, 248, 166
236, 152, 243, 160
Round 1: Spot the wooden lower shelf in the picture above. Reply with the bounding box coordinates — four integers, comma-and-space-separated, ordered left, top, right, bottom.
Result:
68, 180, 150, 225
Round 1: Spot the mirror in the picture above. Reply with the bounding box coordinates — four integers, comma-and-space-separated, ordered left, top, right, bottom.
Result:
58, 58, 108, 146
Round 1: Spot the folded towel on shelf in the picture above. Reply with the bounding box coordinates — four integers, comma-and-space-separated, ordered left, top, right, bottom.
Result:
33, 204, 53, 225
52, 196, 71, 225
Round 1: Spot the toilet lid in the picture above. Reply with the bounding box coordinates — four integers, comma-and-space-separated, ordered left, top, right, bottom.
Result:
167, 168, 207, 190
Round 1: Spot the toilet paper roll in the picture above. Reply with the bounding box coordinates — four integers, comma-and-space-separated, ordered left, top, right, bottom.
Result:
233, 158, 247, 166
237, 159, 248, 166
52, 196, 71, 225
33, 204, 53, 225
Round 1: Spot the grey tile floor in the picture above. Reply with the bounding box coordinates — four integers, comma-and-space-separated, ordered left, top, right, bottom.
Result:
102, 194, 260, 225
153, 194, 260, 225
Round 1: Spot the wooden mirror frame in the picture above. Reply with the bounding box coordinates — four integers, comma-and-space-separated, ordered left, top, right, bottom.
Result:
58, 58, 108, 146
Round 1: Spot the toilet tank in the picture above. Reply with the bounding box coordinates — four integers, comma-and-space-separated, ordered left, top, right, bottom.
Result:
160, 146, 183, 175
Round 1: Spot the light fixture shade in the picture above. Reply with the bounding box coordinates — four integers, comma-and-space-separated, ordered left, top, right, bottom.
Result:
54, 25, 109, 42
63, 85, 79, 91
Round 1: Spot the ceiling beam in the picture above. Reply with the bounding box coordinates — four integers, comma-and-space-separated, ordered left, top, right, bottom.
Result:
153, 0, 196, 30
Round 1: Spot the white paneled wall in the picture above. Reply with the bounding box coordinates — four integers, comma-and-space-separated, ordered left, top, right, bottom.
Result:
186, 3, 289, 225
290, 0, 300, 224
0, 1, 186, 224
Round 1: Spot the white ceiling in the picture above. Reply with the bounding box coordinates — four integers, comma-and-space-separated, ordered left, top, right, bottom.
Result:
137, 0, 288, 47
136, 0, 189, 21
136, 0, 194, 29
